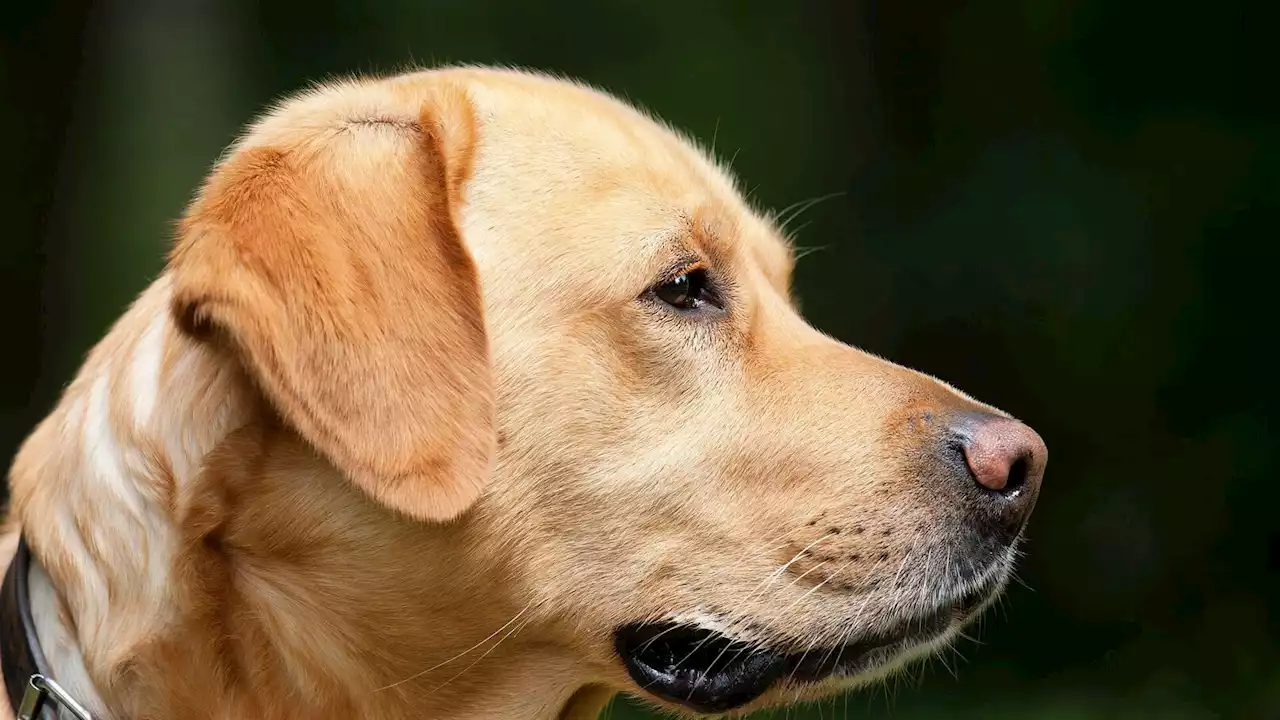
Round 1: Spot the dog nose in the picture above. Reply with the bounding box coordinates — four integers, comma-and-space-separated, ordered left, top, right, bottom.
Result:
955, 413, 1047, 531
962, 415, 1046, 494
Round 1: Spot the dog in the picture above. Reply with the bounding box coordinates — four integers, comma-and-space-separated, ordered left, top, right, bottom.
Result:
1, 66, 1046, 719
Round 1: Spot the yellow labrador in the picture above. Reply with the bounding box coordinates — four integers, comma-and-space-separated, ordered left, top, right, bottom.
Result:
1, 66, 1046, 719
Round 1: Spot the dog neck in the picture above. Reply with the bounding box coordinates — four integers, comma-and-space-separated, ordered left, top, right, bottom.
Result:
8, 276, 606, 719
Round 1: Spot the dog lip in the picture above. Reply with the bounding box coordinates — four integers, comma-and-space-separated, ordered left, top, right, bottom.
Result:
615, 579, 1001, 713
613, 616, 939, 714
613, 622, 789, 713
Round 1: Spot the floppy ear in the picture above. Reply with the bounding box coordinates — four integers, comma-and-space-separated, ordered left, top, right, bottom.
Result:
167, 92, 494, 521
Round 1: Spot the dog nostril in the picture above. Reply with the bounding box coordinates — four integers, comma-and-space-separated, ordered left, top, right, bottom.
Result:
1005, 455, 1028, 494
957, 414, 1047, 497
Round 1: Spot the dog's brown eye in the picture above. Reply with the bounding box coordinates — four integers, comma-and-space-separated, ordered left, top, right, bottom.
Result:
653, 269, 716, 312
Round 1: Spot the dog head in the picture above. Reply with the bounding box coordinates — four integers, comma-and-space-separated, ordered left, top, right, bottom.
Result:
169, 67, 1046, 716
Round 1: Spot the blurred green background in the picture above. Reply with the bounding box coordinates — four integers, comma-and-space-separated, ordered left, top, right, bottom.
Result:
2, 1, 1276, 718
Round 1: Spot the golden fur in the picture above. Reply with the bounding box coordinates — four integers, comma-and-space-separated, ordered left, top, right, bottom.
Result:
2, 67, 1043, 719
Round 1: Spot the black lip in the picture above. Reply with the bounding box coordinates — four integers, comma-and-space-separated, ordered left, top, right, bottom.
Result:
614, 580, 997, 714
614, 623, 789, 713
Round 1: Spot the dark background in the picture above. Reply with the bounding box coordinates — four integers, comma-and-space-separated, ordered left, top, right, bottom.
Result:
2, 1, 1276, 718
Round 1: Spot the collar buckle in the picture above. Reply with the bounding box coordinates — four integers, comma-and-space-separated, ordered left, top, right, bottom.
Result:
17, 674, 92, 720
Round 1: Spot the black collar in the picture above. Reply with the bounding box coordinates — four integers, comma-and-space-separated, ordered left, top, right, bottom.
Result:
2, 534, 84, 719
2, 535, 50, 714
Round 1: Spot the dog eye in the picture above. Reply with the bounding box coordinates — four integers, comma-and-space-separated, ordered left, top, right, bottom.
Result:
652, 268, 720, 313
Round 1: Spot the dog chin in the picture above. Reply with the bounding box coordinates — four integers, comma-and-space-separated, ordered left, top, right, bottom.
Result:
612, 563, 1012, 716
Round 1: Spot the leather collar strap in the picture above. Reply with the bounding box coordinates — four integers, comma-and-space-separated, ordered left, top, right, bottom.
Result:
2, 534, 70, 719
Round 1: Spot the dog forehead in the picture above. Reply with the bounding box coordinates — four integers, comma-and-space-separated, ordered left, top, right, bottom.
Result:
447, 70, 794, 296
460, 72, 736, 212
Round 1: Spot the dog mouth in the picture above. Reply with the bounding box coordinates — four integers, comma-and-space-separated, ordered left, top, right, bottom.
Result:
613, 581, 997, 714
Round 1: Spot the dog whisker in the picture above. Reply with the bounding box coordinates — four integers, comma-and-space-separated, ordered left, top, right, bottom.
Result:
803, 554, 889, 680
634, 621, 685, 655
673, 600, 795, 677
695, 546, 842, 681
376, 602, 534, 691
793, 244, 830, 261
659, 535, 794, 651
770, 191, 844, 237
760, 533, 836, 591
705, 532, 836, 644
802, 601, 863, 689
933, 644, 958, 680
420, 613, 535, 698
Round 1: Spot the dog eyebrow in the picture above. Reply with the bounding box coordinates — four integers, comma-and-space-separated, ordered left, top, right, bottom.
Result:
689, 204, 797, 294
626, 205, 757, 298
602, 225, 699, 303
687, 205, 739, 271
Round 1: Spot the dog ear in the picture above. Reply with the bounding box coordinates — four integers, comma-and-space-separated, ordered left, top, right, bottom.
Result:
167, 89, 494, 521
